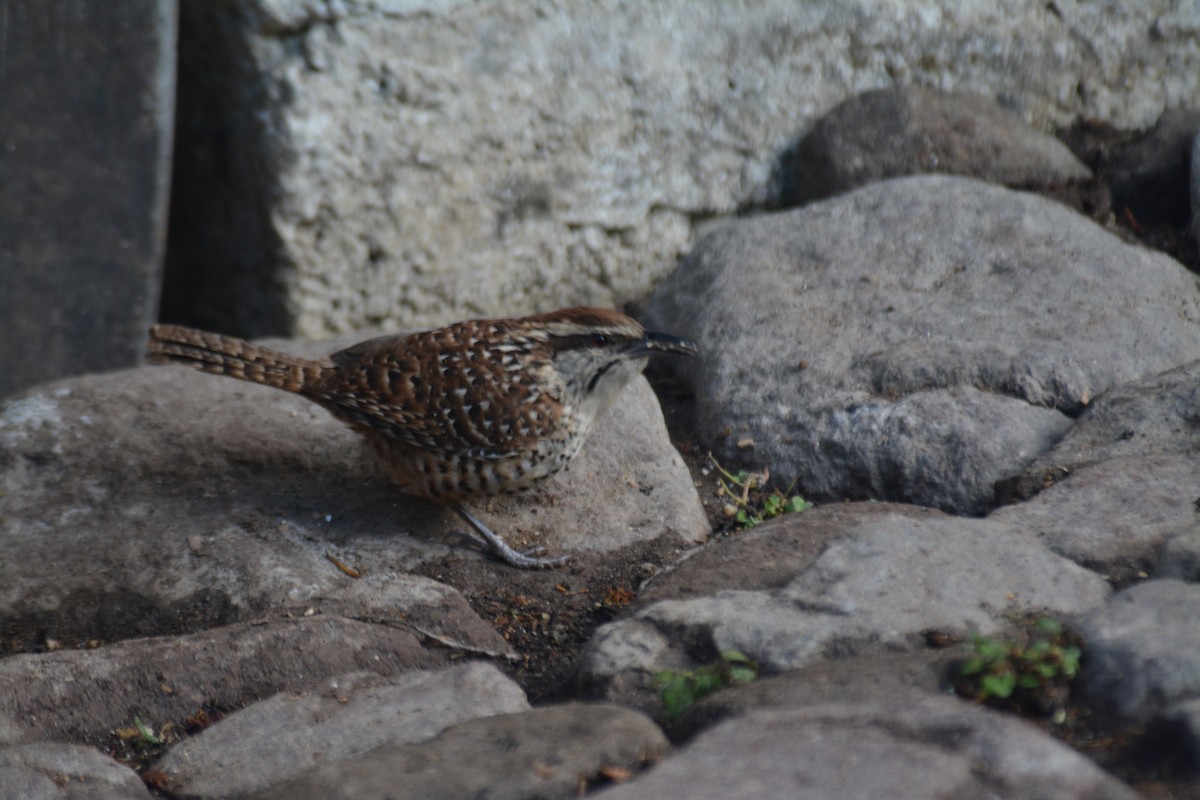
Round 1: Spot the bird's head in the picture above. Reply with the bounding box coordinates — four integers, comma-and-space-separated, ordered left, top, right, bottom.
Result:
527, 307, 697, 425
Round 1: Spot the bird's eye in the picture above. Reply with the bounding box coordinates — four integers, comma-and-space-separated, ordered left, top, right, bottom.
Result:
591, 333, 610, 346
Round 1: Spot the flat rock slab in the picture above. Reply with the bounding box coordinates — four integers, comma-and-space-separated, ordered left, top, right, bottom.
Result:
1074, 579, 1200, 725
0, 359, 705, 649
154, 662, 529, 799
0, 743, 152, 800
641, 175, 1200, 514
990, 454, 1200, 584
0, 616, 448, 746
636, 501, 922, 604
579, 504, 1109, 709
255, 703, 669, 800
598, 694, 1136, 800
671, 649, 959, 740
779, 85, 1090, 205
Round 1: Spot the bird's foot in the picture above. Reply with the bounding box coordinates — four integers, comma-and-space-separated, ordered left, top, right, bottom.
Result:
453, 505, 569, 569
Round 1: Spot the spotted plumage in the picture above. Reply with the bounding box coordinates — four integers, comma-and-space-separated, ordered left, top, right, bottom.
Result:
146, 307, 697, 568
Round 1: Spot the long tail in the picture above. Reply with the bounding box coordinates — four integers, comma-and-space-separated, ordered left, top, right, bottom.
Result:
145, 324, 324, 392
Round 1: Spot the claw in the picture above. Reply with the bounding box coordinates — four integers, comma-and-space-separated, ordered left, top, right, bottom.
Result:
453, 505, 569, 569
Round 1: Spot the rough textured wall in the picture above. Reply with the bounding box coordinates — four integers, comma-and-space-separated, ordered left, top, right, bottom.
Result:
165, 0, 1200, 337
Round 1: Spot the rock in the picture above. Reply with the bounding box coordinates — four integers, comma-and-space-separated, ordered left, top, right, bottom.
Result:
1074, 579, 1200, 724
154, 662, 529, 799
0, 0, 176, 397
1150, 697, 1200, 774
0, 356, 704, 650
1193, 128, 1200, 250
578, 505, 1109, 710
1106, 108, 1200, 227
0, 743, 152, 800
990, 455, 1200, 584
255, 704, 669, 800
165, 0, 1200, 336
0, 616, 447, 746
669, 649, 958, 741
637, 501, 919, 604
1155, 532, 1200, 582
995, 359, 1200, 504
597, 694, 1137, 800
776, 86, 1090, 206
642, 175, 1200, 513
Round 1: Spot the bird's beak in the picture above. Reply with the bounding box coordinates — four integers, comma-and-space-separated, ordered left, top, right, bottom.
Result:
625, 331, 699, 358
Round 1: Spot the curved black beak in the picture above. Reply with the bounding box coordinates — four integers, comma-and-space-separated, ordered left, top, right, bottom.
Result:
625, 330, 699, 358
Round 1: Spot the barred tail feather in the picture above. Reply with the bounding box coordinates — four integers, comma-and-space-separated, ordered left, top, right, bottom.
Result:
145, 324, 320, 392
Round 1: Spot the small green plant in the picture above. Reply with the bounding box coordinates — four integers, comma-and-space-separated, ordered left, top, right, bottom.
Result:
955, 617, 1082, 722
133, 716, 163, 746
709, 455, 811, 528
655, 650, 758, 720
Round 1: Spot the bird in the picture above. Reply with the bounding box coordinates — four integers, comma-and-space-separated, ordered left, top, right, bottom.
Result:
145, 307, 698, 568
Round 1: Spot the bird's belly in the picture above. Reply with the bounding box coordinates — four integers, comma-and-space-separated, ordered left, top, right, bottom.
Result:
370, 437, 582, 502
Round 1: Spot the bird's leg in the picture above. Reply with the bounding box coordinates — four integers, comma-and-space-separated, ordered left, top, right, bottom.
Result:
453, 504, 570, 569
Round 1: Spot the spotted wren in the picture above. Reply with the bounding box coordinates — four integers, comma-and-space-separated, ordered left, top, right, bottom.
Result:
146, 307, 697, 568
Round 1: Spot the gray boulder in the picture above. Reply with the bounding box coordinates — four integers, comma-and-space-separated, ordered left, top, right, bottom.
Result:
990, 455, 1200, 583
154, 662, 529, 799
778, 86, 1090, 206
598, 694, 1136, 800
255, 704, 668, 800
579, 505, 1109, 711
0, 615, 446, 746
1075, 579, 1200, 724
0, 356, 704, 651
1156, 532, 1200, 582
1193, 127, 1200, 250
995, 359, 1200, 504
0, 744, 152, 800
642, 175, 1200, 512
